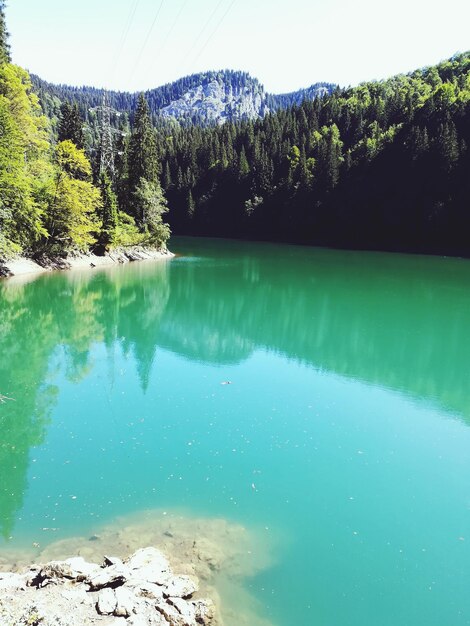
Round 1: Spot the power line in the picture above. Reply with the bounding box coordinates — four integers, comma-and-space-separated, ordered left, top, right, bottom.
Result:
109, 0, 141, 84
181, 0, 225, 69
128, 0, 165, 88
191, 0, 237, 67
153, 0, 189, 67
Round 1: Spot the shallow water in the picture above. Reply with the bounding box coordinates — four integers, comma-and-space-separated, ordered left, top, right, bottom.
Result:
1, 237, 470, 626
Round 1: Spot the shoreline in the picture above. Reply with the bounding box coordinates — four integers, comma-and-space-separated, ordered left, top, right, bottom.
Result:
0, 510, 275, 626
0, 246, 174, 279
0, 546, 218, 626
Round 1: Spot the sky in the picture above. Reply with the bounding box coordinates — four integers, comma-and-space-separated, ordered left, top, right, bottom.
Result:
6, 0, 470, 94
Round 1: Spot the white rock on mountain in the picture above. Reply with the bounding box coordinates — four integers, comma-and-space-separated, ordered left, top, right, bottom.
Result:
160, 79, 269, 124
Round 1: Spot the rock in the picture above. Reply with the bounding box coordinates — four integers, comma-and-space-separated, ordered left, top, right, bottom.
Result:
163, 575, 198, 598
128, 614, 167, 626
160, 77, 269, 125
34, 556, 100, 585
0, 572, 25, 590
126, 547, 170, 572
88, 563, 128, 590
193, 598, 216, 624
126, 616, 148, 626
114, 586, 137, 617
0, 547, 218, 626
103, 555, 124, 567
39, 560, 76, 580
156, 601, 190, 626
97, 587, 117, 615
132, 581, 164, 602
168, 597, 197, 624
126, 547, 171, 585
64, 556, 101, 580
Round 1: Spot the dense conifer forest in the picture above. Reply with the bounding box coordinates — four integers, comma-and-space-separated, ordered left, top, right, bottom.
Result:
156, 54, 470, 254
1, 0, 470, 258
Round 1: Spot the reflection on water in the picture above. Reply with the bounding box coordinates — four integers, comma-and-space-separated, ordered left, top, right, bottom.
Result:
0, 261, 170, 540
2, 242, 470, 539
2, 239, 470, 626
163, 239, 470, 416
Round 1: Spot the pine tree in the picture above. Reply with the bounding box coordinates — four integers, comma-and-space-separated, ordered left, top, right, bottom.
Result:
435, 121, 459, 172
238, 146, 250, 178
162, 160, 172, 189
128, 94, 158, 203
58, 102, 83, 148
187, 190, 195, 218
0, 1, 11, 65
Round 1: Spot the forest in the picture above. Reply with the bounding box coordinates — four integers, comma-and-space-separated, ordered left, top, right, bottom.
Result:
0, 1, 169, 262
156, 53, 470, 254
1, 0, 470, 258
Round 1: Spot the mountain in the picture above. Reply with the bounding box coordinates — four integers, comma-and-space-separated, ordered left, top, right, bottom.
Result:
268, 83, 335, 109
30, 70, 336, 127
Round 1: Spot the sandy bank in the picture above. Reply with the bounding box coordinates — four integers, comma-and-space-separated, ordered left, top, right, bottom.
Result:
0, 247, 174, 279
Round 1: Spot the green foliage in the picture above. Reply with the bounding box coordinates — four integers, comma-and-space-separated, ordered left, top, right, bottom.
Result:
149, 51, 470, 255
113, 211, 145, 247
58, 101, 83, 148
133, 177, 170, 247
99, 171, 118, 249
0, 2, 170, 260
0, 64, 49, 257
128, 94, 159, 203
42, 140, 101, 252
0, 0, 10, 65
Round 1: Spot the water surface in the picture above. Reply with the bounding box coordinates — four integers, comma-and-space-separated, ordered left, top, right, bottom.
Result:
1, 237, 470, 626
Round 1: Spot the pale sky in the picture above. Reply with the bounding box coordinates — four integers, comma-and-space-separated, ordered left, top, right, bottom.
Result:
6, 0, 470, 93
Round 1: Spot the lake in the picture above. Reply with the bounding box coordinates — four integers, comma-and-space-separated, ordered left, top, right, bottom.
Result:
1, 237, 470, 626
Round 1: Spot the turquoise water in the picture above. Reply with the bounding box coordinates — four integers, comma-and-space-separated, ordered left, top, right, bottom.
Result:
1, 237, 470, 625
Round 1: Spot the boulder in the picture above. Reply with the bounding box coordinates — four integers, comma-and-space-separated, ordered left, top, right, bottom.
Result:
168, 596, 197, 624
64, 556, 101, 580
88, 563, 128, 590
156, 601, 190, 626
114, 586, 137, 617
193, 598, 216, 624
126, 547, 171, 585
164, 575, 198, 598
132, 581, 164, 602
0, 572, 25, 591
97, 587, 117, 615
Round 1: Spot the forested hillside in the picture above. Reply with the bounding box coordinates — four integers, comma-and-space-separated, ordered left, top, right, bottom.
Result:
31, 71, 335, 131
0, 1, 169, 262
158, 53, 470, 255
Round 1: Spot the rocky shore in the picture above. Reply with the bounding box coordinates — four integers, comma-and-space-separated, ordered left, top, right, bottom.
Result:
0, 246, 174, 279
0, 511, 275, 626
0, 546, 215, 626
